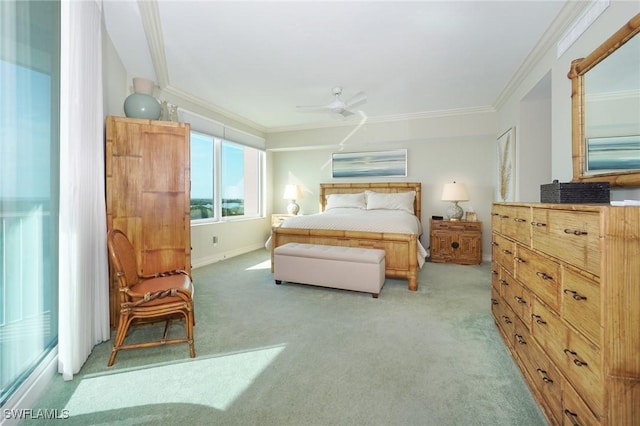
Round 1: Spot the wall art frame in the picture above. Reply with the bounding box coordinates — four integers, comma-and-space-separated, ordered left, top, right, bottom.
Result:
496, 127, 516, 202
332, 149, 407, 178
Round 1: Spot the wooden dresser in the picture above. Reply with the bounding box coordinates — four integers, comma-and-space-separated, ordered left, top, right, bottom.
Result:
105, 116, 191, 328
491, 202, 639, 425
430, 219, 482, 265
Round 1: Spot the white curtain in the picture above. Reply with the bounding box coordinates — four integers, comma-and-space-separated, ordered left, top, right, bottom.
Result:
58, 0, 110, 380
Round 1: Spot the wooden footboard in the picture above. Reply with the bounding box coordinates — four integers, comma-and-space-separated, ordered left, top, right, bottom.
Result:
271, 227, 419, 291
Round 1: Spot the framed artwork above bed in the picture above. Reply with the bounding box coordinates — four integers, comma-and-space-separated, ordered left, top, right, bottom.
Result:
332, 149, 407, 178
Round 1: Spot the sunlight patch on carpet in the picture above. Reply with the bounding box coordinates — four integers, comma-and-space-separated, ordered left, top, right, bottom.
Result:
63, 345, 285, 415
246, 259, 271, 270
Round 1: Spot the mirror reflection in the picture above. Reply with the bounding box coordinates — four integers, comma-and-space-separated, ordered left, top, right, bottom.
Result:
583, 34, 640, 175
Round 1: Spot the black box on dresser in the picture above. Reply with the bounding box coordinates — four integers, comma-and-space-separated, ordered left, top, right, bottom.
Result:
540, 180, 610, 203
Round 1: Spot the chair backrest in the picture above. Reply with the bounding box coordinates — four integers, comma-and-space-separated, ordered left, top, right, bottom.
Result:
107, 229, 139, 288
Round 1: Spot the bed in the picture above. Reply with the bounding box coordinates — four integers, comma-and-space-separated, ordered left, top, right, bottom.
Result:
270, 182, 425, 291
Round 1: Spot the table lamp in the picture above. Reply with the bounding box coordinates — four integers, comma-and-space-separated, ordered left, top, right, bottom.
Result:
441, 181, 469, 221
283, 184, 302, 215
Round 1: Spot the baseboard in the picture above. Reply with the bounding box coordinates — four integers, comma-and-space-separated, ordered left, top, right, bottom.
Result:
192, 243, 267, 269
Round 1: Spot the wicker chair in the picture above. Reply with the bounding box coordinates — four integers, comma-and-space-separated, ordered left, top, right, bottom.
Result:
106, 229, 195, 366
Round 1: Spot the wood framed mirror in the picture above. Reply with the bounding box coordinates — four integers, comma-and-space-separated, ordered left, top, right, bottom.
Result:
568, 13, 640, 187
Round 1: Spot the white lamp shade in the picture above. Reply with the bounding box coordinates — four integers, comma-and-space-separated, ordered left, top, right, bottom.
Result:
441, 182, 469, 201
283, 184, 302, 200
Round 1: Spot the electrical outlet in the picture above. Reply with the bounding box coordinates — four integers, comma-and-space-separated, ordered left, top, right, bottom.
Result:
212, 236, 218, 246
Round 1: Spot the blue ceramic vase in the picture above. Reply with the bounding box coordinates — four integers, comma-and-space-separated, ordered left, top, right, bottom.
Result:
123, 93, 161, 120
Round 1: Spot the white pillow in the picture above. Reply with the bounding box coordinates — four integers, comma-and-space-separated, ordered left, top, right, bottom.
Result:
366, 190, 415, 214
325, 192, 366, 210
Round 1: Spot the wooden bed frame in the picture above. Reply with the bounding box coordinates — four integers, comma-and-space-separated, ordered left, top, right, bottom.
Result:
271, 182, 422, 291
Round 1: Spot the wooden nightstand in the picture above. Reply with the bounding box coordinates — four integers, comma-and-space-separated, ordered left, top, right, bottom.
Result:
271, 214, 294, 227
430, 219, 482, 265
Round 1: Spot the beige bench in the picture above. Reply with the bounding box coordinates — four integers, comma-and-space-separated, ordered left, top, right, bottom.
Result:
274, 242, 386, 298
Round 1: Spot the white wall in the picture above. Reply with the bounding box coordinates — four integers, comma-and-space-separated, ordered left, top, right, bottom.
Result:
267, 111, 498, 259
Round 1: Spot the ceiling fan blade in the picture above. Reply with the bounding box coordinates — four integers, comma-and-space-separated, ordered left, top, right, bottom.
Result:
339, 109, 355, 117
345, 91, 367, 109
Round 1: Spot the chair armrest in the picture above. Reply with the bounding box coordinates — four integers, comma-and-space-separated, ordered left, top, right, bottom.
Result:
140, 269, 192, 281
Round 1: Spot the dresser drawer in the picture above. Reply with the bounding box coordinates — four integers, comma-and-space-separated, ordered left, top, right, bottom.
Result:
493, 294, 517, 346
560, 327, 603, 417
492, 233, 515, 275
501, 271, 532, 325
531, 208, 600, 276
531, 300, 566, 365
518, 332, 563, 424
491, 261, 500, 291
563, 380, 600, 426
515, 245, 560, 313
499, 205, 531, 246
562, 268, 601, 346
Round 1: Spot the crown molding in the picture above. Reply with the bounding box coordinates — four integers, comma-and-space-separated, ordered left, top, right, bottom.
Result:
494, 1, 591, 110
137, 0, 169, 88
160, 86, 268, 133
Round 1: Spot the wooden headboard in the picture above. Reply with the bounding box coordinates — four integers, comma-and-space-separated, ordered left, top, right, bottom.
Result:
319, 182, 422, 222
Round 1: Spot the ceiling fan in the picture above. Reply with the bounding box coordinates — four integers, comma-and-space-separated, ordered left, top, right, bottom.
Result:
296, 86, 367, 118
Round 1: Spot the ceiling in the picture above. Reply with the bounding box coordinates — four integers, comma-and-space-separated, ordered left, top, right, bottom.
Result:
103, 0, 576, 133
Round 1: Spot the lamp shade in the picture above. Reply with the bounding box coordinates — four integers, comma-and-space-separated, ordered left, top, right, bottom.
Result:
283, 184, 302, 200
441, 182, 469, 201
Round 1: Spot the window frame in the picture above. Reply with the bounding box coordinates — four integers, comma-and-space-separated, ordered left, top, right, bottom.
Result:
190, 130, 265, 224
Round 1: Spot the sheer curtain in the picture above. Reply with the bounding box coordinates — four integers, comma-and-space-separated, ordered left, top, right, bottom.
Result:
58, 0, 110, 380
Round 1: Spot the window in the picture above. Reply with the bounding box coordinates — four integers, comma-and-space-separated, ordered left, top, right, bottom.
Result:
0, 0, 60, 406
190, 132, 264, 222
190, 132, 215, 220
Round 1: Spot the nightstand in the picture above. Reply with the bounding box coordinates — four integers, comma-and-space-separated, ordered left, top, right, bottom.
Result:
430, 219, 482, 265
271, 214, 294, 227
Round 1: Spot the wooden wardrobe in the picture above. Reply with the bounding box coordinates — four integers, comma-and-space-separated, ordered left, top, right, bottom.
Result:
105, 116, 191, 328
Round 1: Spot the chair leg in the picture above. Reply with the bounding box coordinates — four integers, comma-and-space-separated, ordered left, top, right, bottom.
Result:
187, 307, 196, 358
108, 313, 132, 367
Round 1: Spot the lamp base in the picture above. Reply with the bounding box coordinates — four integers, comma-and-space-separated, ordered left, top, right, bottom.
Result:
446, 201, 463, 221
287, 201, 300, 215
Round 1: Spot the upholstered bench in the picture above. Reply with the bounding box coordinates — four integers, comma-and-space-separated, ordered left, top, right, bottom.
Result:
274, 242, 386, 298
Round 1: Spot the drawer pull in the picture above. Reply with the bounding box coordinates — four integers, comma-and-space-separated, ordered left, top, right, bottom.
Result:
514, 217, 527, 223
491, 269, 498, 275
500, 215, 509, 219
501, 249, 512, 255
531, 221, 547, 227
491, 241, 499, 246
564, 228, 588, 236
499, 279, 509, 286
514, 296, 527, 305
563, 409, 580, 426
514, 257, 526, 263
536, 271, 553, 281
492, 212, 500, 216
491, 298, 499, 305
501, 315, 512, 324
564, 349, 588, 367
536, 368, 554, 384
564, 289, 587, 301
514, 333, 527, 345
531, 314, 547, 325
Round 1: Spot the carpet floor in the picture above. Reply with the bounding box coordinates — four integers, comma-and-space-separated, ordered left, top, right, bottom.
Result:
24, 249, 546, 426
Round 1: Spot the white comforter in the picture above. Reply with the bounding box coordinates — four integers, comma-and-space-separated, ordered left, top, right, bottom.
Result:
276, 208, 427, 267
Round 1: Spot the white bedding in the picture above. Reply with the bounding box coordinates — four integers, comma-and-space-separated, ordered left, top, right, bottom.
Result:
276, 208, 427, 267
